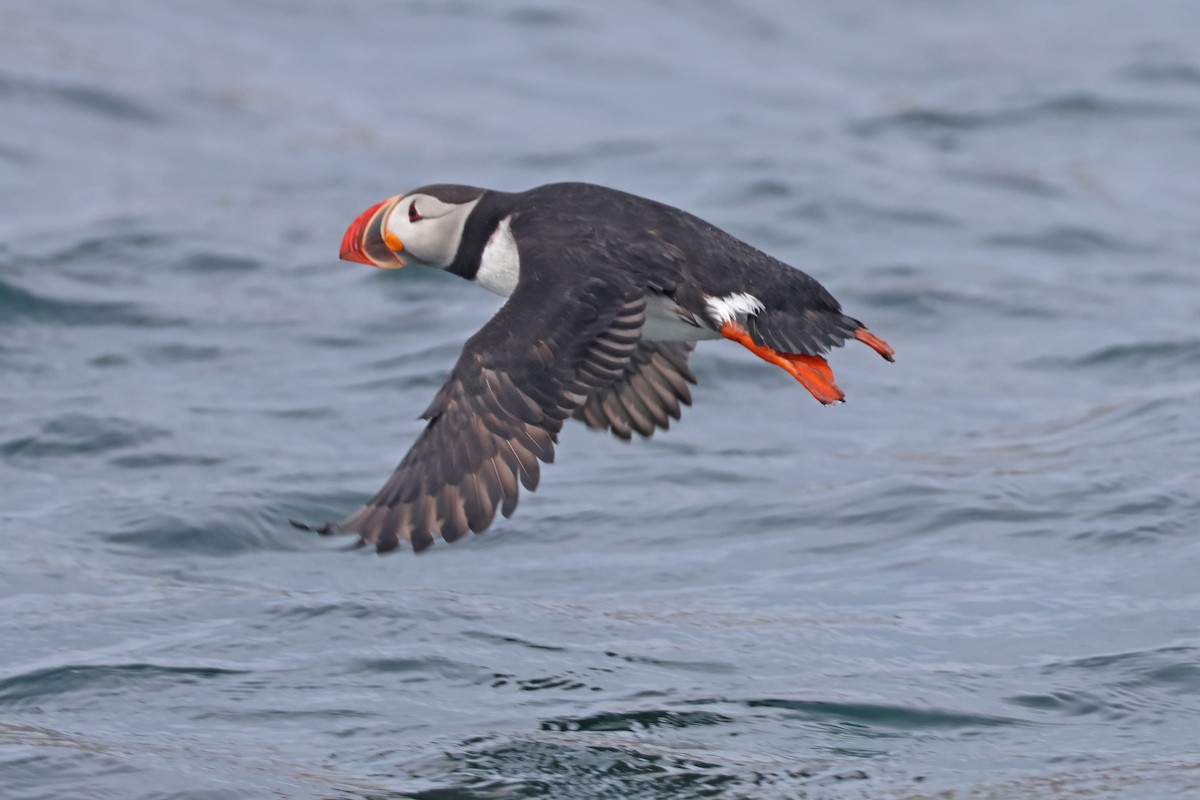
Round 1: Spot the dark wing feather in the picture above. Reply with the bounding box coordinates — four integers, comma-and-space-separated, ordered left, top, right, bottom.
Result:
325, 276, 645, 553
573, 341, 696, 440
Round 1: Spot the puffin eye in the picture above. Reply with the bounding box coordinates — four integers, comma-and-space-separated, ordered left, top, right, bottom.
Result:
408, 202, 422, 223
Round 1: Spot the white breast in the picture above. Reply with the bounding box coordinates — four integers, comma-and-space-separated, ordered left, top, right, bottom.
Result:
475, 215, 521, 297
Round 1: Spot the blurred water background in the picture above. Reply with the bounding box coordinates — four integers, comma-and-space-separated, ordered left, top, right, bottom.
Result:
3, 1, 1200, 797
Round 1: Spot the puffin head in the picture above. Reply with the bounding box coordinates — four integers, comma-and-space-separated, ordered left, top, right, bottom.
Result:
339, 185, 487, 270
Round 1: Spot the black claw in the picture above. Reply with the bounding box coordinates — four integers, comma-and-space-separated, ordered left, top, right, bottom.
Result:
290, 518, 346, 537
316, 521, 341, 536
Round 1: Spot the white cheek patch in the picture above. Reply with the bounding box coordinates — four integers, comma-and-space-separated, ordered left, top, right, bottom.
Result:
385, 196, 479, 269
476, 215, 521, 297
705, 291, 765, 323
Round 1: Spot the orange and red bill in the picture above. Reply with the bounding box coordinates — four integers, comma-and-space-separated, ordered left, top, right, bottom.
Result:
340, 195, 405, 268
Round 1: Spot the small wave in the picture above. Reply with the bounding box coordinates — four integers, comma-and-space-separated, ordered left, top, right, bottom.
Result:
946, 167, 1066, 198
137, 343, 224, 364
406, 731, 840, 800
108, 453, 225, 469
267, 600, 386, 622
0, 414, 169, 460
991, 395, 1200, 496
0, 73, 162, 124
178, 251, 263, 273
1123, 61, 1200, 86
0, 142, 34, 164
785, 197, 960, 229
0, 277, 179, 328
366, 341, 464, 372
602, 649, 738, 675
984, 225, 1156, 256
414, 694, 1020, 799
741, 697, 1023, 732
514, 138, 659, 169
356, 656, 488, 684
1008, 646, 1200, 724
852, 107, 996, 135
51, 85, 161, 124
852, 92, 1194, 138
853, 286, 1049, 319
0, 662, 244, 707
737, 178, 794, 201
26, 230, 171, 277
1027, 339, 1200, 374
944, 758, 1200, 799
0, 722, 109, 752
461, 630, 568, 653
505, 673, 602, 692
257, 406, 338, 421
541, 708, 734, 733
505, 6, 580, 28
102, 502, 314, 557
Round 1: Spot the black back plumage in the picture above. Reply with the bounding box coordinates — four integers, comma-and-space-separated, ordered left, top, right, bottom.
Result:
500, 183, 864, 357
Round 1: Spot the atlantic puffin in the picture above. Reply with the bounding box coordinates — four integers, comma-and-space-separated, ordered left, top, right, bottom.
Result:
292, 182, 894, 554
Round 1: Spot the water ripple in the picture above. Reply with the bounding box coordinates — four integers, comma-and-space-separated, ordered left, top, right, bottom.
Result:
740, 697, 1023, 732
853, 285, 1054, 320
945, 167, 1066, 198
1009, 646, 1200, 724
984, 225, 1157, 256
1, 414, 169, 460
0, 277, 180, 328
108, 453, 225, 469
101, 505, 307, 557
405, 733, 835, 800
178, 251, 263, 273
1028, 339, 1200, 375
42, 231, 171, 268
541, 709, 734, 733
1123, 60, 1200, 86
0, 73, 161, 124
0, 663, 244, 708
852, 92, 1196, 138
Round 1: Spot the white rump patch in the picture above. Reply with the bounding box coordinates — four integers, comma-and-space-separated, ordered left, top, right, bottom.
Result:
705, 291, 764, 323
476, 215, 521, 297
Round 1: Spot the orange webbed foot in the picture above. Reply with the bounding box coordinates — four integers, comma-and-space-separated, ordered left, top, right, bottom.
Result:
719, 322, 845, 405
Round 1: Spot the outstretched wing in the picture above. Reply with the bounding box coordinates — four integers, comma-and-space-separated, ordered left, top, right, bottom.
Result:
573, 341, 696, 439
302, 276, 645, 553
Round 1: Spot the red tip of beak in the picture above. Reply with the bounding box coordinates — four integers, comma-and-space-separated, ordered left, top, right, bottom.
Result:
339, 196, 405, 268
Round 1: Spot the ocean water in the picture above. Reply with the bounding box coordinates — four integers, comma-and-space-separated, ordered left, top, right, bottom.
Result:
3, 1, 1200, 797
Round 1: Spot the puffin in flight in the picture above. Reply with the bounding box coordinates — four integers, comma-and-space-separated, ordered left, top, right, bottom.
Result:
293, 182, 894, 554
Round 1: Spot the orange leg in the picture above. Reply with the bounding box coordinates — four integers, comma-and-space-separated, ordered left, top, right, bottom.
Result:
854, 328, 895, 362
719, 321, 845, 405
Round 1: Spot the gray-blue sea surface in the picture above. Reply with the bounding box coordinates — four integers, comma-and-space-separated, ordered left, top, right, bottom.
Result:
3, 1, 1200, 798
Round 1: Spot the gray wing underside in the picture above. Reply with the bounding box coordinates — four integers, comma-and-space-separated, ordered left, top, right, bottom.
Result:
572, 341, 696, 439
